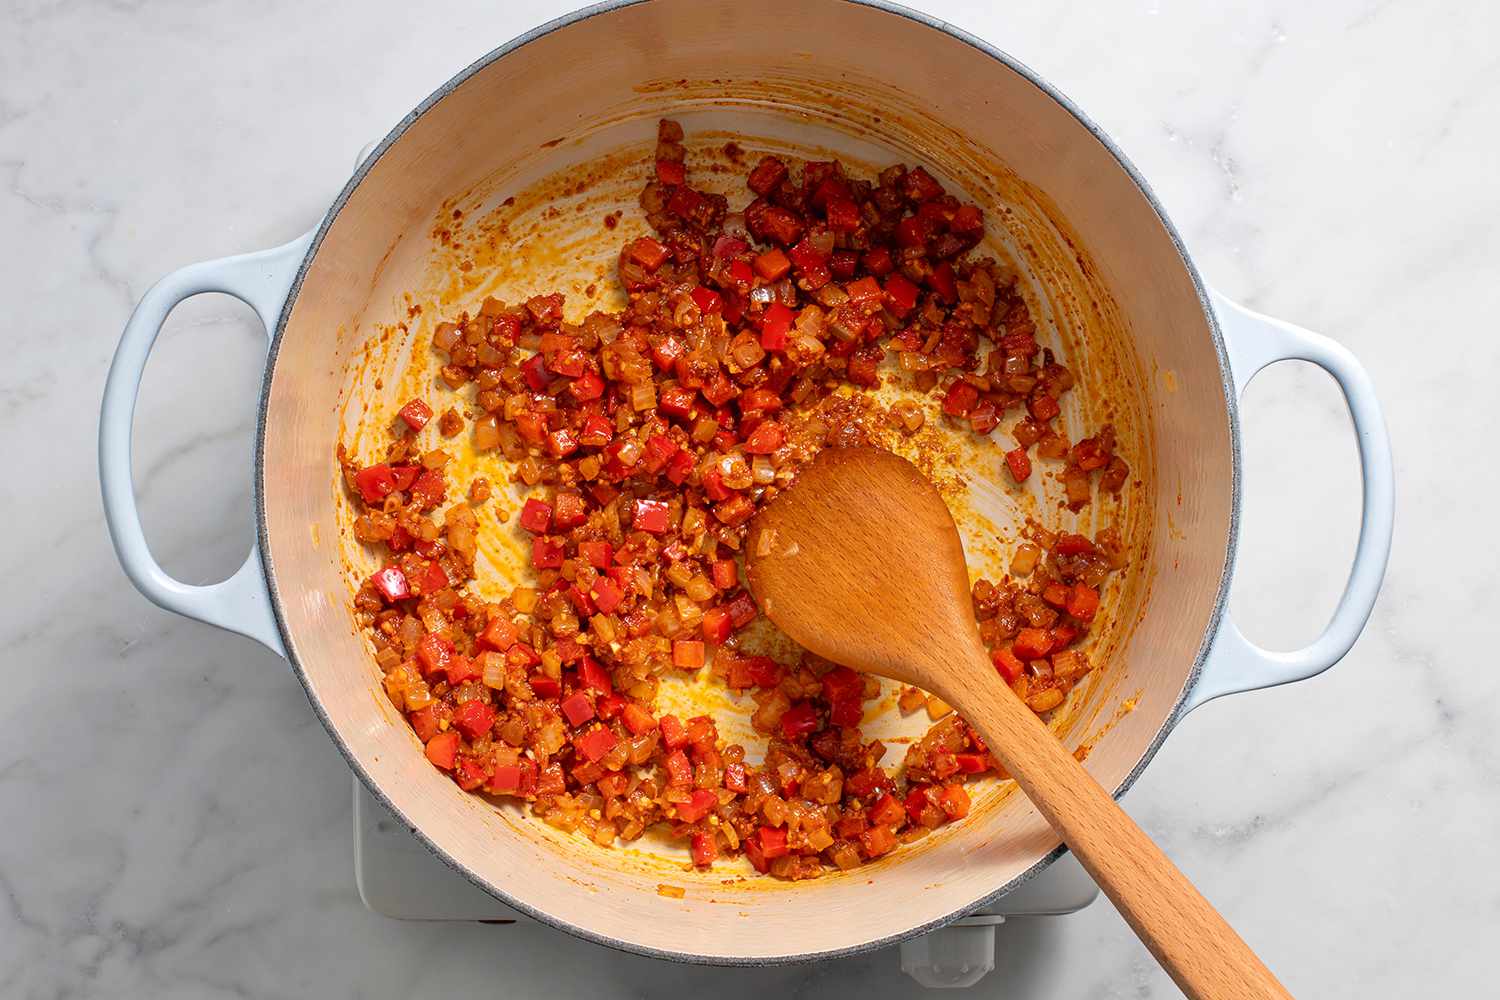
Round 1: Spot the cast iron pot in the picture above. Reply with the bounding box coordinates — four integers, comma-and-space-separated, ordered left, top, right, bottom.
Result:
101, 0, 1393, 964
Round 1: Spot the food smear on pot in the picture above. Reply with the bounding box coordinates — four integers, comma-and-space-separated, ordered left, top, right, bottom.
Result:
341, 120, 1131, 879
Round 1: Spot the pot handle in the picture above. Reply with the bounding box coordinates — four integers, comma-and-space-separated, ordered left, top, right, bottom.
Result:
99, 231, 314, 658
1184, 289, 1394, 711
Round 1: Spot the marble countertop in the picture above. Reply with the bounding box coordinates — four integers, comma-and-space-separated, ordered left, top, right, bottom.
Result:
3, 0, 1494, 995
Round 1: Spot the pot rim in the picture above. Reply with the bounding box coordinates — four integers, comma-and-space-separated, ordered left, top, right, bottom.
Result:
253, 0, 1241, 966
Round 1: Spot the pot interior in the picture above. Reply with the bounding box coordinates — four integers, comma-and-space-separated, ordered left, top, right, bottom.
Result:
260, 0, 1232, 961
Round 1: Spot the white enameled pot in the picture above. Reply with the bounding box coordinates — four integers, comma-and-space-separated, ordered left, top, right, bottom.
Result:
100, 0, 1392, 964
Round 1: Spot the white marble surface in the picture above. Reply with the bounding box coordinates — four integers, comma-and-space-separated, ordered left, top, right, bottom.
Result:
2, 0, 1495, 995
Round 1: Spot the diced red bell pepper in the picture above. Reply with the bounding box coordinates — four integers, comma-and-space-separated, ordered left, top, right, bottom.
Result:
621, 703, 657, 735
571, 370, 605, 401
408, 469, 445, 510
969, 398, 999, 435
676, 788, 718, 823
895, 215, 928, 248
455, 699, 495, 740
752, 826, 786, 862
659, 714, 689, 750
745, 656, 783, 689
664, 748, 693, 786
725, 590, 757, 628
1028, 393, 1061, 422
425, 731, 460, 770
904, 166, 945, 201
445, 654, 482, 687
576, 725, 619, 763
752, 248, 792, 282
672, 640, 706, 669
1005, 448, 1032, 483
728, 259, 754, 287
884, 273, 921, 317
756, 204, 805, 246
689, 286, 722, 315
1055, 532, 1096, 555
1013, 628, 1053, 661
579, 656, 613, 695
724, 761, 748, 793
594, 693, 624, 722
632, 498, 671, 534
447, 755, 489, 791
825, 197, 861, 233
518, 498, 552, 533
388, 465, 419, 491
747, 156, 789, 195
870, 792, 905, 827
488, 763, 523, 794
560, 691, 595, 727
369, 567, 409, 603
415, 634, 453, 677
788, 237, 828, 273
710, 559, 738, 590
521, 353, 554, 392
507, 643, 541, 668
667, 185, 704, 219
643, 434, 679, 475
626, 236, 670, 272
936, 784, 971, 820
664, 449, 695, 485
578, 540, 613, 570
860, 246, 893, 276
701, 371, 739, 407
514, 412, 548, 446
407, 558, 442, 595
554, 638, 586, 665
928, 261, 958, 303
397, 399, 433, 432
755, 307, 794, 356
838, 276, 879, 307
690, 830, 717, 866
905, 786, 935, 824
780, 701, 819, 741
658, 385, 696, 420
478, 616, 519, 652
577, 412, 613, 449
826, 249, 856, 279
698, 606, 730, 645
699, 467, 731, 502
954, 752, 990, 774
829, 697, 863, 728
528, 674, 560, 699
552, 491, 587, 529
409, 705, 441, 743
385, 524, 413, 553
354, 464, 397, 505
992, 646, 1025, 681
652, 335, 687, 371
531, 536, 565, 569
741, 420, 783, 455
1043, 582, 1071, 608
655, 158, 686, 186
1067, 583, 1100, 622
951, 204, 984, 234
942, 381, 979, 417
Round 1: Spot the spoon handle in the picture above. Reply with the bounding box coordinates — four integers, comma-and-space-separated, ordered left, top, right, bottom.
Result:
944, 649, 1293, 1000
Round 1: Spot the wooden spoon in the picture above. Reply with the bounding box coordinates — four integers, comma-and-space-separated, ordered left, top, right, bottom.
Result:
746, 446, 1291, 1000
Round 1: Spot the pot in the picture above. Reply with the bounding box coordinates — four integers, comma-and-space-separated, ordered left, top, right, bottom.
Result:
100, 0, 1393, 965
